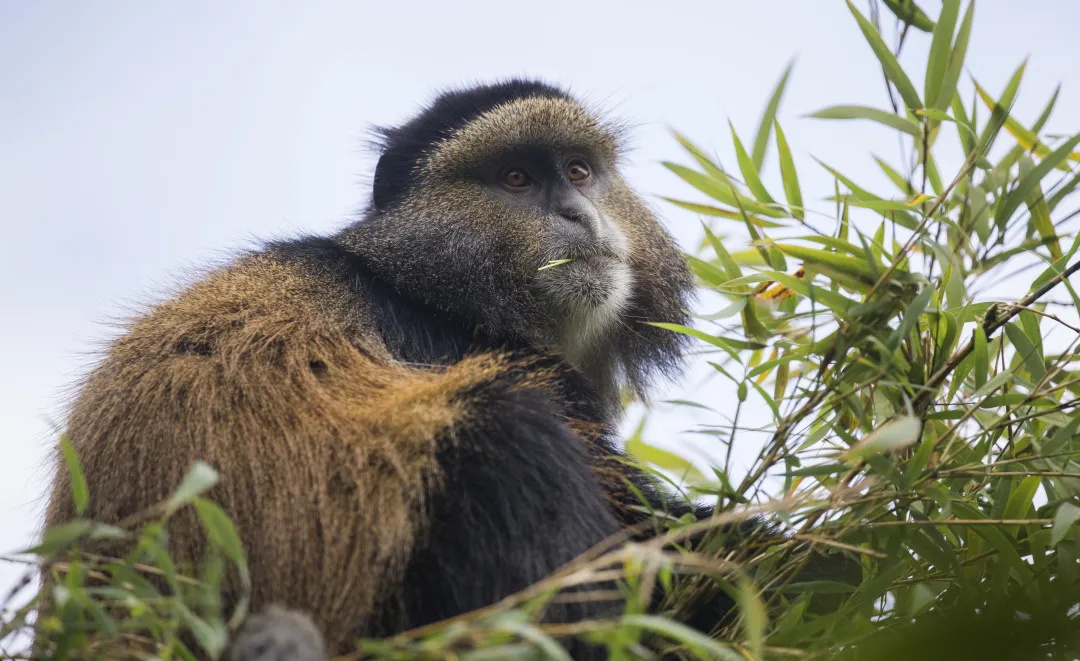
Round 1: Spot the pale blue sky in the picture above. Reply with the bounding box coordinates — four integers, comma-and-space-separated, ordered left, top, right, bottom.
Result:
3, 0, 1079, 611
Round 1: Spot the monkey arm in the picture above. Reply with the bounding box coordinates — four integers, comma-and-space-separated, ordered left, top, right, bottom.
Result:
45, 258, 467, 650
43, 255, 624, 655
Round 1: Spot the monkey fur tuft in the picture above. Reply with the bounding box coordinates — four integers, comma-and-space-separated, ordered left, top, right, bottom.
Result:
40, 79, 807, 659
227, 606, 326, 661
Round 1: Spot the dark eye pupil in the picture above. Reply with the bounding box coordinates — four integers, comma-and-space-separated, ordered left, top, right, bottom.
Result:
505, 169, 527, 186
568, 161, 589, 180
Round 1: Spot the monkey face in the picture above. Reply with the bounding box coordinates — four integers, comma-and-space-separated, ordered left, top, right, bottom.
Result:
476, 147, 636, 360
348, 83, 693, 398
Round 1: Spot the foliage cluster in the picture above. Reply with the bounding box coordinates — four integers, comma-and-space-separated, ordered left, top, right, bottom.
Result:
5, 1, 1080, 659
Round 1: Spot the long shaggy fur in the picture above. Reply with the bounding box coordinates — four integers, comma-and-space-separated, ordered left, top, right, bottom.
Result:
43, 79, 703, 658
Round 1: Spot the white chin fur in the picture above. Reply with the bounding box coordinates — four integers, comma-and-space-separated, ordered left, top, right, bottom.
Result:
557, 261, 634, 364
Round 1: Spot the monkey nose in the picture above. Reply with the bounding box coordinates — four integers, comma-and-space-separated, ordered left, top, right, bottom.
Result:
556, 201, 603, 233
559, 208, 590, 224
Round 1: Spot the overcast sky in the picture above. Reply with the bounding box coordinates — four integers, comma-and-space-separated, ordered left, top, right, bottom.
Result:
3, 0, 1079, 607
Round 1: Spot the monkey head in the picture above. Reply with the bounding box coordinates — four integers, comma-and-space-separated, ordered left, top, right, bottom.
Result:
339, 79, 692, 406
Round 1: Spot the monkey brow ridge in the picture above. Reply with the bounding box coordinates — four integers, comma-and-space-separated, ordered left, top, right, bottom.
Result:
422, 96, 622, 174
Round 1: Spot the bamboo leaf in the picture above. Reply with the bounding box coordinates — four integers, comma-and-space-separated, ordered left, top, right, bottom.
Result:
730, 121, 775, 203
973, 324, 989, 390
874, 155, 915, 195
842, 415, 922, 461
1004, 321, 1046, 383
752, 59, 795, 170
974, 78, 1079, 166
622, 614, 745, 661
1017, 156, 1062, 259
672, 130, 727, 180
847, 0, 923, 110
975, 61, 1027, 157
1052, 502, 1080, 547
166, 461, 220, 516
882, 0, 935, 31
646, 322, 747, 362
925, 0, 960, 108
1002, 475, 1041, 538
663, 163, 786, 219
997, 133, 1080, 226
625, 432, 708, 484
736, 576, 767, 658
888, 286, 933, 352
934, 1, 973, 112
809, 105, 920, 137
661, 197, 782, 227
775, 243, 881, 281
60, 435, 89, 517
774, 122, 804, 221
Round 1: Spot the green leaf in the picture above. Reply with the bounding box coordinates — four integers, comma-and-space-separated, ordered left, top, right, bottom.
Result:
975, 61, 1027, 158
646, 323, 746, 362
785, 463, 849, 478
621, 614, 745, 661
24, 520, 93, 556
24, 521, 124, 556
730, 121, 775, 203
725, 270, 856, 317
702, 224, 744, 282
1031, 85, 1061, 134
1004, 321, 1046, 383
1002, 475, 1041, 538
1018, 156, 1061, 259
846, 0, 923, 110
996, 132, 1080, 225
951, 94, 976, 159
166, 461, 220, 516
752, 59, 795, 170
774, 122, 804, 221
841, 415, 922, 461
182, 607, 228, 658
194, 498, 248, 577
951, 503, 1032, 579
537, 258, 572, 271
60, 435, 89, 516
874, 155, 915, 195
882, 0, 935, 31
809, 105, 920, 137
625, 428, 708, 484
973, 324, 989, 390
672, 130, 727, 180
1051, 502, 1080, 546
935, 1, 974, 112
663, 163, 784, 219
736, 576, 767, 658
888, 286, 933, 352
489, 616, 574, 661
663, 162, 738, 206
661, 197, 782, 228
925, 0, 960, 108
1032, 233, 1080, 290
686, 255, 730, 288
975, 79, 1078, 167
775, 243, 880, 281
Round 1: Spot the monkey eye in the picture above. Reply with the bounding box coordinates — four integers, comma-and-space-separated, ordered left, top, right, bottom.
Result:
566, 159, 591, 182
501, 167, 532, 188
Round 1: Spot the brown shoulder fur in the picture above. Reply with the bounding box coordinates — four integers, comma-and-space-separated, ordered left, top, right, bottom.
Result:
45, 252, 514, 650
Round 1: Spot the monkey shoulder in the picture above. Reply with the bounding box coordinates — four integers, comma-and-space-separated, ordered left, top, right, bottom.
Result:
116, 245, 386, 365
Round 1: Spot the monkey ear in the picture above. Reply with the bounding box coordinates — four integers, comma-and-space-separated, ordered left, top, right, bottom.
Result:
227, 605, 326, 661
371, 140, 416, 213
372, 151, 395, 211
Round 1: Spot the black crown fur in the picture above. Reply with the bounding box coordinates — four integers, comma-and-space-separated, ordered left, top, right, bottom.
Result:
371, 79, 569, 211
